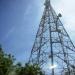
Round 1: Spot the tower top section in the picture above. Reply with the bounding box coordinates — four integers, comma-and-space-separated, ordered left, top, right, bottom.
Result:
44, 0, 51, 8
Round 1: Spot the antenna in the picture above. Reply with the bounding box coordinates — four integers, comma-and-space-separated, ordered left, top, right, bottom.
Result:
29, 0, 75, 75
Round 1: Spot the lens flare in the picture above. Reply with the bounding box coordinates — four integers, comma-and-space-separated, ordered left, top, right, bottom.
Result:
50, 64, 57, 69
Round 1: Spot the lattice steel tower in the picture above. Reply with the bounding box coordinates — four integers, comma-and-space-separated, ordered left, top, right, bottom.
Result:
29, 0, 75, 75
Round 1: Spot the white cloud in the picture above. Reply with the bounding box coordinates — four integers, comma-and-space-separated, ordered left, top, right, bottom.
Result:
3, 26, 15, 41
51, 0, 75, 44
24, 5, 32, 20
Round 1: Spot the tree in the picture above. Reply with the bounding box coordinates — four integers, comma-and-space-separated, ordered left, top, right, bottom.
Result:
18, 63, 45, 75
0, 45, 14, 75
0, 45, 45, 75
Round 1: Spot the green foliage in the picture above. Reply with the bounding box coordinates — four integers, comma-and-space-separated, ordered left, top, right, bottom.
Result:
17, 63, 45, 75
0, 46, 14, 75
0, 45, 44, 75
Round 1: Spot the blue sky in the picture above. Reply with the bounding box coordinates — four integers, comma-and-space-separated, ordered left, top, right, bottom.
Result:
0, 0, 44, 63
0, 0, 75, 64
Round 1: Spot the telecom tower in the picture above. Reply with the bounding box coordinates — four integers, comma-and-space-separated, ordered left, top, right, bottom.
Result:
29, 0, 75, 75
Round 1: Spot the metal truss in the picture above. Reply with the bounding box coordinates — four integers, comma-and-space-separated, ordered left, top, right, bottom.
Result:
29, 0, 75, 75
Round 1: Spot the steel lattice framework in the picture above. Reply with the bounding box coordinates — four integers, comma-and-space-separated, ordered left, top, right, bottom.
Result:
29, 0, 75, 75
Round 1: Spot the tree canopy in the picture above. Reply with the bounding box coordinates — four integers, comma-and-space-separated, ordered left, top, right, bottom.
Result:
0, 46, 14, 75
17, 63, 45, 75
0, 46, 45, 75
